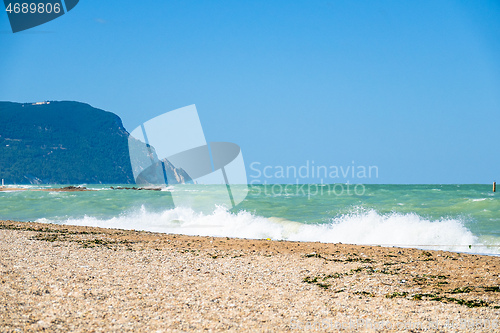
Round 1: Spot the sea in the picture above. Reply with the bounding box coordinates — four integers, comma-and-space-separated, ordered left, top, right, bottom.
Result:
0, 184, 498, 255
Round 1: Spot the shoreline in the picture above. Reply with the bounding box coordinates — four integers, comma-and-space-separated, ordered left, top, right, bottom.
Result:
1, 220, 499, 331
0, 186, 162, 192
0, 186, 89, 192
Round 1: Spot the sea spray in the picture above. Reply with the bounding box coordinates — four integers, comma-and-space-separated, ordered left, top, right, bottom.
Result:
55, 205, 497, 255
2, 184, 499, 255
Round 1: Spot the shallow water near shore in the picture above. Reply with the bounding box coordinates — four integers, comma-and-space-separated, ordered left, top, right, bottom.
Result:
1, 184, 498, 255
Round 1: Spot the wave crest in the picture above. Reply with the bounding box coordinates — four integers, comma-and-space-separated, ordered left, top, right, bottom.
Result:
42, 206, 499, 255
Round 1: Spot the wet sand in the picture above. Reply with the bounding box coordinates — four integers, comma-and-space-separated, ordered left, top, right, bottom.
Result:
0, 220, 499, 332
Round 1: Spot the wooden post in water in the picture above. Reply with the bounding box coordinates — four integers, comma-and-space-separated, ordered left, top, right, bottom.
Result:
494, 182, 497, 193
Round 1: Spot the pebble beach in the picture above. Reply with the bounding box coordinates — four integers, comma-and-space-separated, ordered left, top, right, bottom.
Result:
0, 220, 499, 332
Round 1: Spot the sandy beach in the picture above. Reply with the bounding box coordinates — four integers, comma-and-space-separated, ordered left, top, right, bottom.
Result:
0, 220, 499, 332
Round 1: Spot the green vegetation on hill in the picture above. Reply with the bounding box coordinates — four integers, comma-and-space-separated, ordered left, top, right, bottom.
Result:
0, 101, 135, 184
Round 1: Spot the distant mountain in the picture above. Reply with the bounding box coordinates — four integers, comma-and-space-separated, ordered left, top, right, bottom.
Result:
0, 101, 190, 185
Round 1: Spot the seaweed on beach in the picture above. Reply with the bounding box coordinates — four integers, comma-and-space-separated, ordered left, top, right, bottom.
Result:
29, 231, 136, 251
0, 223, 100, 235
449, 286, 474, 294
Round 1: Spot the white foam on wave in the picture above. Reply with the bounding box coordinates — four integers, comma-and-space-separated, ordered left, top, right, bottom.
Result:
44, 206, 499, 255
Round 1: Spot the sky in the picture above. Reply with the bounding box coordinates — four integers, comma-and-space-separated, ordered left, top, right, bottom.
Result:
1, 0, 499, 184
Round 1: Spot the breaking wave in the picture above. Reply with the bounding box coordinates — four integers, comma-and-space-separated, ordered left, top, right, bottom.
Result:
39, 206, 500, 255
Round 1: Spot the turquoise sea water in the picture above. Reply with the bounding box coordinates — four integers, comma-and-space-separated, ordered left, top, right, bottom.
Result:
0, 184, 498, 255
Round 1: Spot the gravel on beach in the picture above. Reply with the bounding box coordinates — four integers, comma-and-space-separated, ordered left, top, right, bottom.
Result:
1, 220, 499, 332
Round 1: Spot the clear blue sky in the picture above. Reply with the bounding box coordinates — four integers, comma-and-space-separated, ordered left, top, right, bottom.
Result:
1, 0, 499, 184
